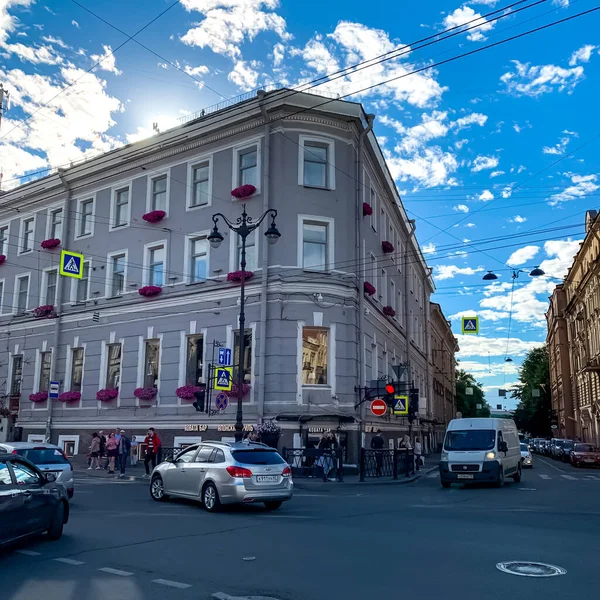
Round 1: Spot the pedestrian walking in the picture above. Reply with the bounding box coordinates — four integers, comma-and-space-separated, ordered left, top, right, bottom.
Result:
399, 435, 413, 474
414, 437, 423, 472
143, 427, 162, 479
87, 433, 101, 470
318, 432, 338, 481
114, 429, 122, 471
118, 430, 131, 478
105, 432, 119, 475
98, 430, 107, 469
371, 429, 385, 476
130, 435, 138, 467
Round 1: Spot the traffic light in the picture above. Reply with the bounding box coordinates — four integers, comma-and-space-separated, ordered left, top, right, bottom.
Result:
385, 383, 395, 406
408, 388, 419, 423
192, 387, 206, 412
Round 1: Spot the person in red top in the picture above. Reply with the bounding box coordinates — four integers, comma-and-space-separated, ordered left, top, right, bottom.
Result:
143, 427, 162, 478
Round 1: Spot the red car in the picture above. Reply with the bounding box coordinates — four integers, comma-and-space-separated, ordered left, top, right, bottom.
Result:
570, 443, 600, 468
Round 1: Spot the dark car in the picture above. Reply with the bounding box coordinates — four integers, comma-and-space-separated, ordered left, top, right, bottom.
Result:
570, 443, 600, 468
0, 453, 70, 548
557, 440, 575, 462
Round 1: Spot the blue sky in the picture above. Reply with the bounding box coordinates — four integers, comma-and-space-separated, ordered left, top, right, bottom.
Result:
1, 0, 599, 406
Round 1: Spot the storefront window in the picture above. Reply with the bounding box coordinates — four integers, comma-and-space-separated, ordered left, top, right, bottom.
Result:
302, 327, 328, 385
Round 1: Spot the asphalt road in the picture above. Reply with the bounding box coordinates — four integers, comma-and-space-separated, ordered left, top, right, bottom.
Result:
1, 454, 599, 600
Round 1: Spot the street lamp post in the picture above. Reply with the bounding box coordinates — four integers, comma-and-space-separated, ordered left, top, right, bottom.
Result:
208, 205, 281, 442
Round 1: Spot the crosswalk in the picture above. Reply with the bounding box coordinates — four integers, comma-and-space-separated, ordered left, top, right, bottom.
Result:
426, 471, 600, 481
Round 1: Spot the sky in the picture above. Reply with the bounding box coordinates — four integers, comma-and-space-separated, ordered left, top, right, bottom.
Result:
1, 0, 599, 408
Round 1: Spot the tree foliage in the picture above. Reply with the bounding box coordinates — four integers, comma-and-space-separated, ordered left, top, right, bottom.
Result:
512, 346, 551, 437
455, 369, 491, 418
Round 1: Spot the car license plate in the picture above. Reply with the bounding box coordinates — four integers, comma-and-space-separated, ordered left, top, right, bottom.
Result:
256, 475, 278, 483
457, 474, 474, 479
584, 459, 594, 463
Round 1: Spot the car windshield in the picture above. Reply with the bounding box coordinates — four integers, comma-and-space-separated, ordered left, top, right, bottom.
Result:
444, 430, 495, 451
15, 448, 68, 465
554, 440, 566, 448
574, 444, 597, 453
563, 441, 574, 449
232, 450, 285, 465
520, 443, 528, 451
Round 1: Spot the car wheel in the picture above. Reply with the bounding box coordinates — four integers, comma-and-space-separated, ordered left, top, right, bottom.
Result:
441, 480, 451, 489
512, 463, 522, 483
264, 501, 283, 511
150, 475, 168, 502
203, 483, 220, 512
495, 468, 505, 488
47, 501, 65, 540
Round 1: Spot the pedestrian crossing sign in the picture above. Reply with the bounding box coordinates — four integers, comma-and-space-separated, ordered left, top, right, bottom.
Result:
461, 316, 479, 334
214, 367, 233, 391
59, 250, 84, 279
392, 394, 408, 415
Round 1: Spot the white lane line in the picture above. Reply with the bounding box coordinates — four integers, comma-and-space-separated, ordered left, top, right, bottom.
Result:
538, 474, 551, 480
561, 474, 577, 480
54, 558, 85, 566
537, 457, 567, 473
261, 515, 315, 519
98, 567, 134, 576
427, 471, 438, 478
152, 579, 192, 589
16, 550, 41, 556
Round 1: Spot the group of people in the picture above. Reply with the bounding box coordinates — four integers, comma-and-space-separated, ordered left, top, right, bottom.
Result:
87, 428, 162, 478
370, 430, 423, 474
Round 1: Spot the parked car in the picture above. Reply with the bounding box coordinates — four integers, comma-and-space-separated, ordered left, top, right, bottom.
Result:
557, 440, 575, 462
0, 453, 70, 547
149, 441, 293, 511
550, 438, 567, 459
0, 443, 74, 498
520, 443, 533, 468
570, 443, 600, 468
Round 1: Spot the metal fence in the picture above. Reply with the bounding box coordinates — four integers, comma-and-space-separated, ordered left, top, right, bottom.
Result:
282, 448, 344, 482
157, 447, 179, 463
359, 449, 415, 481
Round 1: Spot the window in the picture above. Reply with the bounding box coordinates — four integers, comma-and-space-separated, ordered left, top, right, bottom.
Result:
303, 142, 328, 187
11, 461, 41, 486
113, 187, 130, 228
176, 447, 197, 463
76, 262, 90, 303
190, 238, 208, 283
233, 329, 252, 384
186, 335, 204, 386
302, 327, 328, 385
195, 447, 214, 463
148, 245, 165, 286
236, 233, 257, 272
238, 146, 258, 187
39, 351, 52, 392
191, 162, 209, 207
16, 275, 29, 313
0, 462, 12, 485
150, 176, 167, 212
49, 208, 63, 240
0, 225, 8, 255
106, 343, 121, 389
370, 188, 377, 231
110, 254, 125, 296
10, 355, 23, 395
21, 218, 34, 253
143, 339, 160, 389
71, 348, 84, 393
380, 269, 387, 305
79, 199, 94, 237
390, 279, 396, 311
212, 449, 226, 463
303, 222, 328, 270
44, 269, 58, 306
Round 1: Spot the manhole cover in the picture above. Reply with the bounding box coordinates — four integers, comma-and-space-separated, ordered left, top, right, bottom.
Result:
496, 561, 567, 577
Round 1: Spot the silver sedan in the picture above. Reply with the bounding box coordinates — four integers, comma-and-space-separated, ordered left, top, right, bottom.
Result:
149, 441, 293, 511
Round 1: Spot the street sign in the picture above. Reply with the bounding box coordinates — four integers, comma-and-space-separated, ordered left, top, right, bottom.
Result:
392, 394, 408, 416
370, 398, 387, 417
215, 392, 229, 411
214, 367, 233, 391
218, 347, 232, 366
461, 316, 479, 335
49, 381, 60, 400
59, 250, 84, 279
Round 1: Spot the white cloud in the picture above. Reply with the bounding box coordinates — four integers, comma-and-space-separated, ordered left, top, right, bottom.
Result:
453, 204, 469, 213
227, 59, 260, 90
451, 112, 488, 130
71, 19, 79, 28
458, 360, 520, 379
443, 7, 494, 42
472, 155, 499, 172
272, 42, 285, 67
449, 309, 510, 323
478, 189, 494, 201
509, 215, 527, 224
506, 245, 540, 267
184, 64, 210, 77
542, 136, 570, 155
501, 186, 513, 198
386, 146, 458, 188
436, 265, 484, 280
157, 62, 169, 69
569, 44, 596, 66
513, 124, 521, 133
455, 138, 468, 150
549, 174, 599, 205
539, 238, 582, 277
457, 334, 543, 357
464, 223, 476, 228
90, 45, 122, 75
422, 242, 436, 254
489, 170, 504, 178
300, 37, 339, 74
500, 60, 584, 97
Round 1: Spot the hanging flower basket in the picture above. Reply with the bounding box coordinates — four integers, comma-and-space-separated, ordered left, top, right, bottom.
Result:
0, 255, 6, 264
138, 285, 162, 297
176, 385, 202, 400
231, 184, 257, 199
29, 391, 48, 403
142, 210, 166, 223
134, 387, 158, 401
226, 382, 252, 399
227, 270, 254, 283
41, 238, 61, 249
382, 241, 394, 254
96, 388, 118, 402
364, 281, 376, 296
33, 305, 55, 318
362, 202, 373, 216
383, 305, 396, 317
58, 391, 81, 403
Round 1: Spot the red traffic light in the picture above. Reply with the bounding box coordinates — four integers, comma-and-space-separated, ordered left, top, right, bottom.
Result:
385, 384, 395, 394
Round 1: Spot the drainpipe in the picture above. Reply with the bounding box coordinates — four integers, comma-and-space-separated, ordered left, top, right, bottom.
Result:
45, 169, 72, 442
356, 114, 374, 456
404, 220, 416, 382
424, 276, 433, 447
257, 90, 271, 424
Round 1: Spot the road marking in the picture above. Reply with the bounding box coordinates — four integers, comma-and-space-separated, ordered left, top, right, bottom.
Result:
537, 457, 567, 473
16, 550, 40, 556
213, 594, 283, 600
561, 474, 577, 480
152, 579, 192, 589
261, 515, 315, 519
98, 567, 134, 576
54, 558, 85, 565
427, 472, 438, 478
538, 474, 551, 480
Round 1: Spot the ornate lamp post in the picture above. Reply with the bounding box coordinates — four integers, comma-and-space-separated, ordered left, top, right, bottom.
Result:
208, 206, 281, 442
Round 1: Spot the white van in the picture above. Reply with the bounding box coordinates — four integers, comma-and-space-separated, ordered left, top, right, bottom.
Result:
439, 418, 522, 488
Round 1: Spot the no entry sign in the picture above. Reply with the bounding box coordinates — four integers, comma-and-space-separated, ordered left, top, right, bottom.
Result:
370, 398, 387, 417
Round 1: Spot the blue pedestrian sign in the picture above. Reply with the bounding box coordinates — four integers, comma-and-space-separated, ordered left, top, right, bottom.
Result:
461, 316, 479, 335
59, 250, 84, 279
49, 381, 60, 400
218, 347, 232, 366
214, 366, 233, 391
215, 392, 229, 411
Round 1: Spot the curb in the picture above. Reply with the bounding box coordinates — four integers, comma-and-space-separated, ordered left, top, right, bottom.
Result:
294, 473, 422, 491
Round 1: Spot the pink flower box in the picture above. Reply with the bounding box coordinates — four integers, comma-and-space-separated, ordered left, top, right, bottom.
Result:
59, 391, 81, 403
227, 382, 252, 399
231, 184, 257, 199
227, 270, 254, 282
176, 385, 202, 400
41, 238, 61, 249
142, 210, 166, 223
138, 285, 162, 297
33, 305, 55, 318
364, 281, 376, 296
97, 388, 119, 402
383, 305, 396, 317
362, 202, 373, 216
382, 241, 394, 254
0, 255, 6, 264
29, 391, 48, 403
134, 387, 158, 401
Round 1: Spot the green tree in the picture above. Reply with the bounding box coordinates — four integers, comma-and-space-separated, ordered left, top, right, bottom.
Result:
512, 346, 551, 437
455, 368, 491, 418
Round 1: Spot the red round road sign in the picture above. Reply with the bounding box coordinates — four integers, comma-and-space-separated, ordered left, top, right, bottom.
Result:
370, 399, 387, 417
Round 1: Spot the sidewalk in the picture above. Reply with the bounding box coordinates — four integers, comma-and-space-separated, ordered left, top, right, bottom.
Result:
71, 455, 148, 481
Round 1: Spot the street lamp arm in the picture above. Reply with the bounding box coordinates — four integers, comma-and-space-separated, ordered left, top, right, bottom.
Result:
212, 208, 278, 237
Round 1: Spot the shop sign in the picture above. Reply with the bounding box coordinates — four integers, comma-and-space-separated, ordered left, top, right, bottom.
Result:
183, 424, 209, 432
217, 424, 254, 432
308, 427, 332, 433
